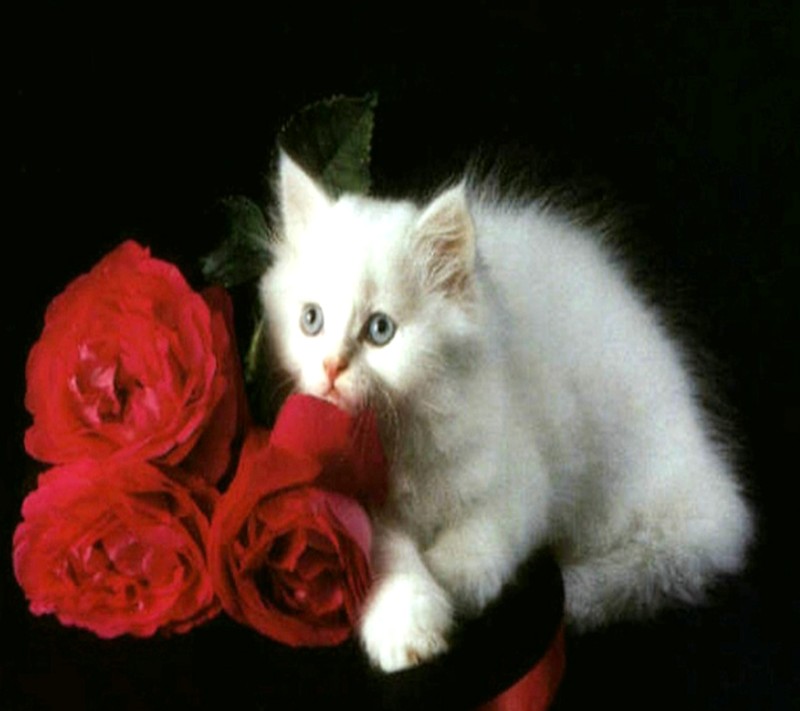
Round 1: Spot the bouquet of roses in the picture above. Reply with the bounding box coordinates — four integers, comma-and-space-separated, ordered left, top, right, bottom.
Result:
13, 239, 388, 646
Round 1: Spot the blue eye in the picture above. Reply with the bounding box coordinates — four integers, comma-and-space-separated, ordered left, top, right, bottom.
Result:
365, 312, 396, 346
300, 303, 324, 336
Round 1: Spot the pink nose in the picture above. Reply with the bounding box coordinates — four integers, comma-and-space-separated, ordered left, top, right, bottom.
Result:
323, 356, 348, 384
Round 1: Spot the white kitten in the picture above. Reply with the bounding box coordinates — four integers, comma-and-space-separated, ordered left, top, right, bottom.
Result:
260, 151, 753, 673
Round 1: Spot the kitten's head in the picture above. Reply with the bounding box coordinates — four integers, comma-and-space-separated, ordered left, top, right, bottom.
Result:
260, 152, 479, 415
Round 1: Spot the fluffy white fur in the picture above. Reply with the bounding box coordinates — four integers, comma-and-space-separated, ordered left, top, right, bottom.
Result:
260, 152, 753, 672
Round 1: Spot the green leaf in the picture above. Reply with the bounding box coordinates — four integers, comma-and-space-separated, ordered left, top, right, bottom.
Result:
199, 196, 271, 288
277, 92, 377, 197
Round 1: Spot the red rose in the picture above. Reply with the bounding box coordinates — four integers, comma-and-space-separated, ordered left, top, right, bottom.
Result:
208, 395, 387, 647
24, 241, 245, 486
13, 459, 220, 638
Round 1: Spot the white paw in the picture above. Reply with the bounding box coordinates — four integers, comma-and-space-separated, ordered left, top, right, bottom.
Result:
359, 574, 453, 673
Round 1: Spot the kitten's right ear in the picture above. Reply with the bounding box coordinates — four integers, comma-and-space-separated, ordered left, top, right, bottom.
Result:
277, 150, 332, 236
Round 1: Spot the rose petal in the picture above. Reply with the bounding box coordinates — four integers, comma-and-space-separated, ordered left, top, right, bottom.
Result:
322, 492, 373, 561
269, 394, 388, 505
176, 286, 247, 485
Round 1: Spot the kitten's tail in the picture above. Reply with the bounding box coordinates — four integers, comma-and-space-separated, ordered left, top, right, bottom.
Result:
559, 470, 753, 630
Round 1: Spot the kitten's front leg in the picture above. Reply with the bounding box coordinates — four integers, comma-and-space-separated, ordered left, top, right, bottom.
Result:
424, 513, 521, 614
359, 524, 453, 673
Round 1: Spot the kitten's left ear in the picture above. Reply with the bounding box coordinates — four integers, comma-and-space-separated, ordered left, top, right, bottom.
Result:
412, 182, 476, 297
277, 150, 332, 237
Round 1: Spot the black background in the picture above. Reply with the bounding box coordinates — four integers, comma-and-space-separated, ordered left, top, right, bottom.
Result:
6, 2, 798, 709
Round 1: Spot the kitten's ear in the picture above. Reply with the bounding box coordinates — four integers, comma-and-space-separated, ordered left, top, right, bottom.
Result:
412, 182, 476, 297
277, 150, 332, 236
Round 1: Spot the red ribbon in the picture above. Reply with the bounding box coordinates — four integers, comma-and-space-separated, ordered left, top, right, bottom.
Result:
476, 626, 565, 711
